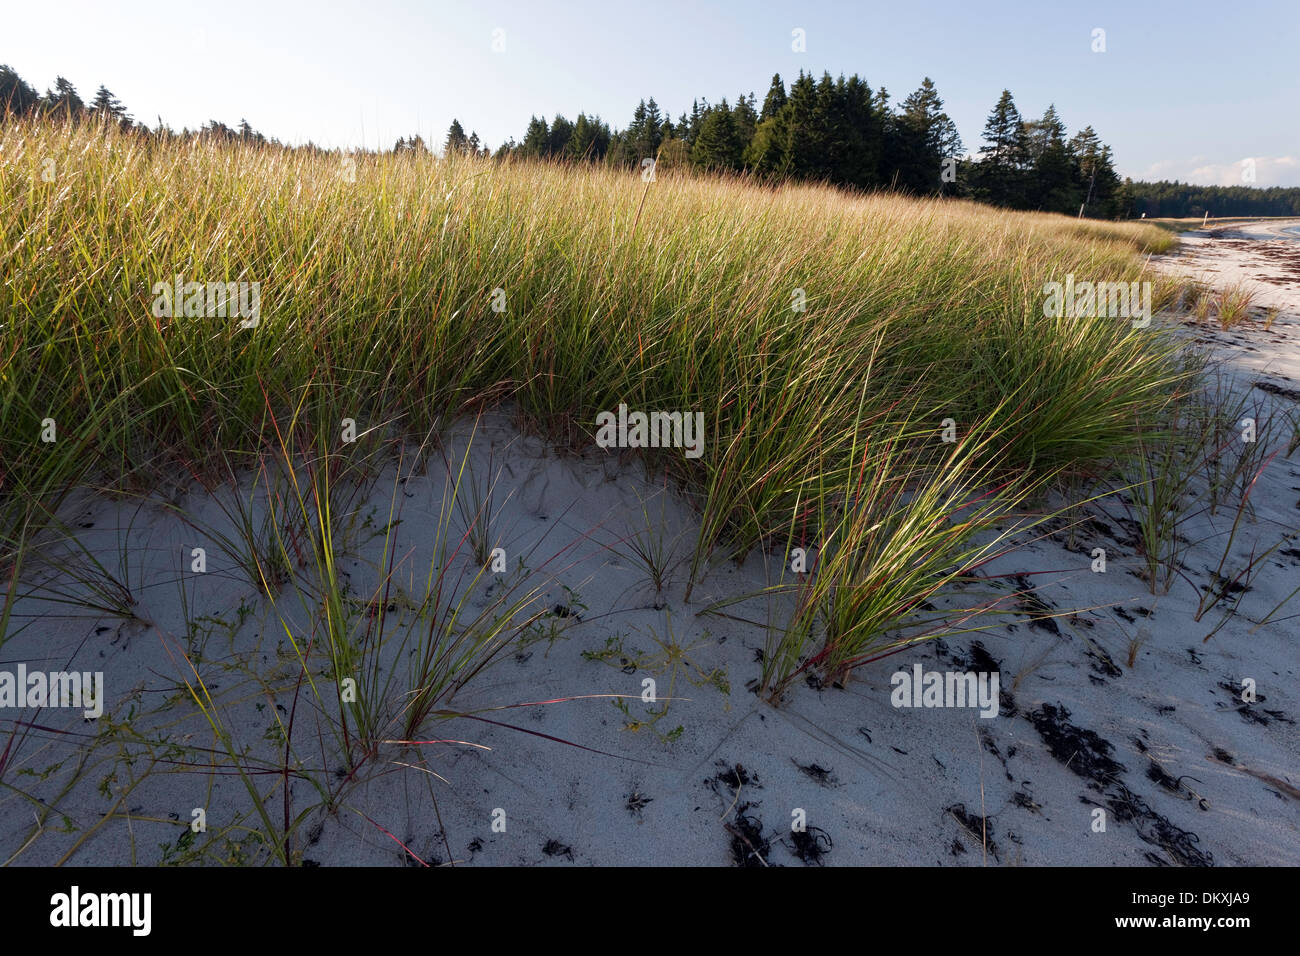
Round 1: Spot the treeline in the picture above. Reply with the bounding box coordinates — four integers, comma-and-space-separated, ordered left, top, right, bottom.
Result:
14, 62, 1293, 221
1120, 180, 1300, 219
481, 73, 1126, 217
0, 64, 283, 146
0, 63, 1118, 216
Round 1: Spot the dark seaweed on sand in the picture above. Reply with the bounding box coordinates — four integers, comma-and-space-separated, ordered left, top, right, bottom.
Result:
726, 802, 773, 867
1031, 704, 1212, 866
784, 826, 833, 865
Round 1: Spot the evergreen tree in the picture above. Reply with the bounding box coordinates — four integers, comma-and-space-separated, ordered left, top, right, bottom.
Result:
567, 112, 611, 161
200, 119, 237, 141
443, 119, 469, 155
634, 98, 663, 159
685, 99, 706, 146
691, 100, 742, 170
779, 71, 818, 179
519, 116, 550, 158
43, 76, 84, 117
89, 85, 128, 121
657, 136, 690, 172
807, 73, 840, 181
838, 74, 883, 188
890, 77, 960, 194
973, 89, 1028, 207
1070, 125, 1121, 217
548, 113, 574, 156
731, 92, 758, 162
1023, 105, 1077, 213
759, 74, 787, 121
0, 64, 40, 115
394, 135, 429, 154
744, 115, 785, 175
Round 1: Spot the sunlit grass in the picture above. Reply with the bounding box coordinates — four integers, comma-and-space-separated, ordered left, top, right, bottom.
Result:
2, 115, 1192, 683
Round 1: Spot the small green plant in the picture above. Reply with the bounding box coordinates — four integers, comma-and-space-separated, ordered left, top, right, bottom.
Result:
451, 443, 512, 569
619, 491, 687, 598
1216, 283, 1259, 329
1127, 417, 1198, 596
595, 616, 727, 742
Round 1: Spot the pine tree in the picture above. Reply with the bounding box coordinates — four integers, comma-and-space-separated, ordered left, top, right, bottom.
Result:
759, 74, 786, 121
548, 114, 574, 156
837, 74, 882, 188
90, 85, 128, 121
1070, 126, 1121, 217
745, 78, 788, 175
890, 78, 962, 195
520, 116, 550, 158
973, 89, 1028, 207
686, 99, 706, 145
443, 119, 469, 155
732, 93, 758, 162
691, 100, 742, 170
395, 135, 429, 154
43, 77, 84, 117
636, 98, 663, 160
744, 115, 785, 175
0, 64, 40, 116
808, 73, 840, 182
1023, 105, 1077, 213
779, 71, 818, 179
567, 113, 611, 161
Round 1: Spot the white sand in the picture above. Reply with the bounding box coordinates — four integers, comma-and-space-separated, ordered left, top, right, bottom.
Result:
2, 230, 1299, 867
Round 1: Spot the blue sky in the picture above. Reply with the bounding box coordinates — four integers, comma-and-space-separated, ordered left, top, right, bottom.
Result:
5, 0, 1297, 185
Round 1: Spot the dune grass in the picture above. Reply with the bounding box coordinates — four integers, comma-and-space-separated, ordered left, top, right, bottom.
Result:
0, 121, 1199, 704
0, 115, 1210, 863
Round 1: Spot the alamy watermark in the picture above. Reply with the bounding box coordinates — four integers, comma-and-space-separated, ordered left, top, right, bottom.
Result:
890, 663, 1000, 718
151, 275, 261, 328
595, 403, 704, 459
1042, 274, 1151, 328
0, 666, 103, 718
50, 886, 150, 936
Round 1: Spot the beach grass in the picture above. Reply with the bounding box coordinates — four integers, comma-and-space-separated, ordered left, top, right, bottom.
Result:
0, 115, 1214, 864
1, 116, 1194, 693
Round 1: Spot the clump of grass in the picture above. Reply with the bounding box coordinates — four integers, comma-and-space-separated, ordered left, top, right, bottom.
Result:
708, 398, 1064, 699
1128, 420, 1198, 596
618, 489, 687, 598
1213, 283, 1260, 330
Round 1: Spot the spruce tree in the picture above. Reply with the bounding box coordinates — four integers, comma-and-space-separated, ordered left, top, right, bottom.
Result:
43, 77, 84, 117
893, 78, 961, 194
691, 100, 742, 170
760, 74, 786, 121
548, 114, 574, 156
779, 71, 818, 179
0, 64, 39, 115
89, 85, 128, 121
1070, 126, 1121, 217
520, 116, 550, 158
1024, 105, 1077, 213
443, 119, 469, 155
974, 89, 1028, 207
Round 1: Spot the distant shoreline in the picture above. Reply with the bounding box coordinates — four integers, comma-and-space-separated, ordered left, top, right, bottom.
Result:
1203, 217, 1300, 240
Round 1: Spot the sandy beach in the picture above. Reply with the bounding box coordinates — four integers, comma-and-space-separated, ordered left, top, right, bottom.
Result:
0, 221, 1295, 869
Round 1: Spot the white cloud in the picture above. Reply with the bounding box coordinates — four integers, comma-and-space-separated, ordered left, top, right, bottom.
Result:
1139, 155, 1300, 188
